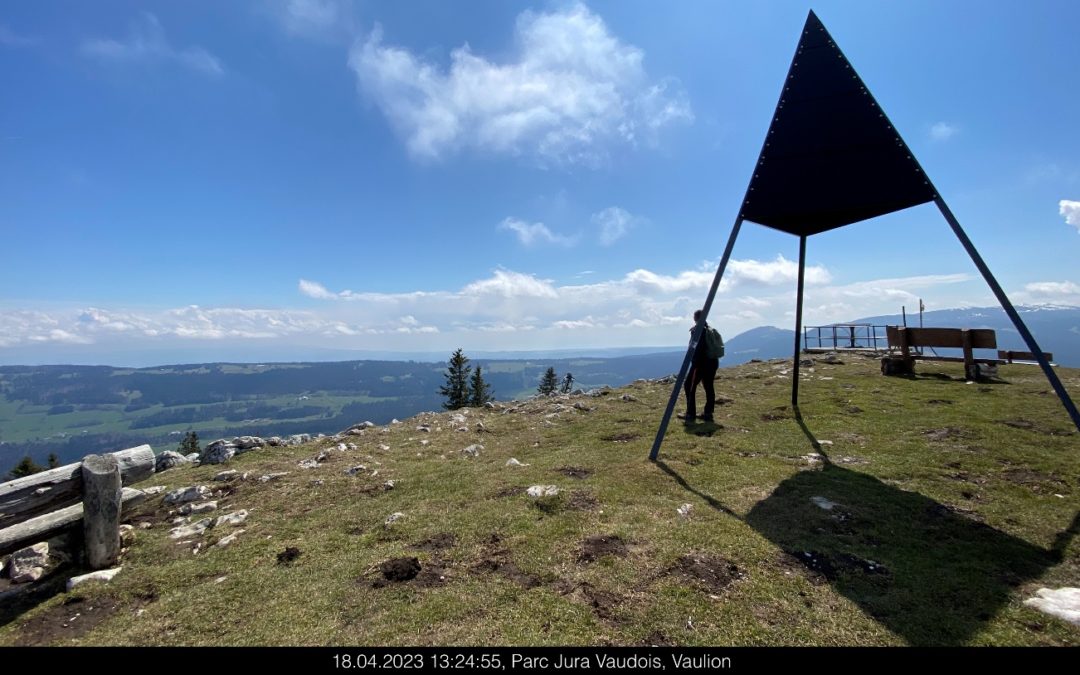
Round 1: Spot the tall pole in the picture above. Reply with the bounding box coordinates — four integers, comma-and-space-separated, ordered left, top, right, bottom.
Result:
649, 218, 744, 461
791, 235, 807, 408
935, 197, 1080, 432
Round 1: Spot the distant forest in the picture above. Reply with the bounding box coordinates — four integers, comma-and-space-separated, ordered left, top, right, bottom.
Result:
0, 353, 681, 475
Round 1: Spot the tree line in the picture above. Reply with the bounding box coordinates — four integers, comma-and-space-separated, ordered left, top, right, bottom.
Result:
438, 349, 576, 409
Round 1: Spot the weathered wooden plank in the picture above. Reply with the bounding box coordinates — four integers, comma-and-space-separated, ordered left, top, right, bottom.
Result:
0, 445, 154, 529
998, 350, 1054, 363
0, 488, 145, 557
82, 454, 122, 570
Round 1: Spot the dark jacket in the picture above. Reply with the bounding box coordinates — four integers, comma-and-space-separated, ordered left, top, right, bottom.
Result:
690, 323, 718, 368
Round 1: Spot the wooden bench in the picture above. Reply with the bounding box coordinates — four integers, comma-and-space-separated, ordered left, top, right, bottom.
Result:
998, 349, 1054, 364
882, 326, 1003, 381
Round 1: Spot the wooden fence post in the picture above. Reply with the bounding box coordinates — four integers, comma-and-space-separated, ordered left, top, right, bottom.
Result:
81, 454, 122, 569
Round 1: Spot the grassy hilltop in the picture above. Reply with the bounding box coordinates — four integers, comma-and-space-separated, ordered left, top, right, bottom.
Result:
2, 354, 1079, 646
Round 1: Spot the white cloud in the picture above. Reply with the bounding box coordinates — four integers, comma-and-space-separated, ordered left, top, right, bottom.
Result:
1015, 281, 1080, 306
592, 207, 643, 245
462, 270, 559, 299
347, 3, 691, 165
1060, 200, 1080, 232
498, 217, 578, 247
0, 262, 1001, 358
930, 122, 957, 142
82, 13, 224, 77
299, 278, 337, 299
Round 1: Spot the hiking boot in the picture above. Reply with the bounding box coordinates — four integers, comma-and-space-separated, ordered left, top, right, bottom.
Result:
677, 412, 696, 424
701, 415, 715, 423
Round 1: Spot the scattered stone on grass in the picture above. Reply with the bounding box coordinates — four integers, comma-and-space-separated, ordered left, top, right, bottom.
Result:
66, 567, 122, 591
527, 485, 559, 498
384, 512, 404, 527
462, 444, 483, 457
258, 472, 289, 483
677, 503, 693, 518
163, 486, 211, 506
178, 501, 218, 516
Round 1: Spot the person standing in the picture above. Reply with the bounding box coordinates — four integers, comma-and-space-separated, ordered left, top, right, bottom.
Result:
681, 309, 720, 423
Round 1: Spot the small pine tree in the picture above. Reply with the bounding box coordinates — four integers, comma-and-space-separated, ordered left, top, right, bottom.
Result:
561, 372, 574, 394
47, 453, 60, 469
179, 431, 200, 455
439, 348, 473, 410
469, 366, 494, 407
537, 367, 559, 396
7, 455, 45, 480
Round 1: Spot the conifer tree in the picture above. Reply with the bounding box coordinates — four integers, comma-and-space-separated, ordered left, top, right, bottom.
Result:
47, 453, 60, 469
179, 431, 200, 455
561, 372, 574, 394
439, 348, 473, 410
468, 366, 494, 407
7, 455, 45, 480
538, 367, 559, 396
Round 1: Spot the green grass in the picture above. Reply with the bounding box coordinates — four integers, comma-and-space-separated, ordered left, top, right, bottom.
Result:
2, 355, 1078, 646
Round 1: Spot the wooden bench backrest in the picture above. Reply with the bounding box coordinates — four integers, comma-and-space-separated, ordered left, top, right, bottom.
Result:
885, 326, 997, 349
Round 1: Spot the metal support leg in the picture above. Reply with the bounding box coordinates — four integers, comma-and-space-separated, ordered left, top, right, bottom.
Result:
792, 236, 807, 408
649, 218, 745, 460
935, 197, 1080, 432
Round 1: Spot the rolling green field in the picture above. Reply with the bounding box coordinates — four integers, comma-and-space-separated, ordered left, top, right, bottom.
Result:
3, 354, 1078, 646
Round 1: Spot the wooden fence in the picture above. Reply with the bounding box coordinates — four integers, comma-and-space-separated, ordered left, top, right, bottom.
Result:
0, 446, 154, 568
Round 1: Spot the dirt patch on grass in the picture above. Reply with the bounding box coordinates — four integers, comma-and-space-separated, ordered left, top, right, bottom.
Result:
923, 427, 972, 442
999, 419, 1074, 436
373, 557, 421, 587
578, 535, 629, 563
567, 491, 600, 511
472, 559, 542, 589
844, 406, 863, 414
493, 486, 526, 499
557, 466, 592, 479
471, 535, 542, 589
411, 533, 456, 551
277, 547, 302, 565
1000, 468, 1068, 492
761, 407, 790, 422
639, 630, 674, 646
577, 582, 622, 621
601, 432, 640, 443
12, 589, 153, 646
926, 399, 954, 405
667, 554, 744, 593
413, 563, 451, 588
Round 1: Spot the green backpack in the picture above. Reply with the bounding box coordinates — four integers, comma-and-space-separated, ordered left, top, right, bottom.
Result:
703, 326, 725, 360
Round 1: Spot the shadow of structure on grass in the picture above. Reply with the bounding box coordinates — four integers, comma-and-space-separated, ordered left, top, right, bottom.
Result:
740, 410, 1078, 646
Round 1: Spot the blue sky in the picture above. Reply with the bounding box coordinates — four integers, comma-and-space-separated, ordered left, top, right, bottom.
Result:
2, 1, 1079, 365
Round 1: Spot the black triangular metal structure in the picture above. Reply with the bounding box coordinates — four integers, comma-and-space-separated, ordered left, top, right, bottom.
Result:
649, 10, 1080, 460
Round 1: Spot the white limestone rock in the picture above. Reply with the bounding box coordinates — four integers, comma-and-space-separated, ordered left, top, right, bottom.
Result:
179, 501, 218, 516
527, 485, 560, 498
506, 458, 529, 467
164, 485, 212, 506
384, 512, 404, 527
258, 472, 289, 483
213, 510, 248, 528
462, 444, 483, 457
214, 530, 244, 548
169, 518, 213, 540
155, 451, 190, 473
213, 470, 240, 482
67, 567, 121, 591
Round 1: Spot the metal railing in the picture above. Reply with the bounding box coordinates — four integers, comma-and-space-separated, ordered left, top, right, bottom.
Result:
803, 324, 892, 352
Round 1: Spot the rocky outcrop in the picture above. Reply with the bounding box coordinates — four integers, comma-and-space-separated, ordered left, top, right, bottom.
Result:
201, 440, 237, 465
5, 542, 49, 583
163, 485, 212, 506
155, 451, 189, 473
